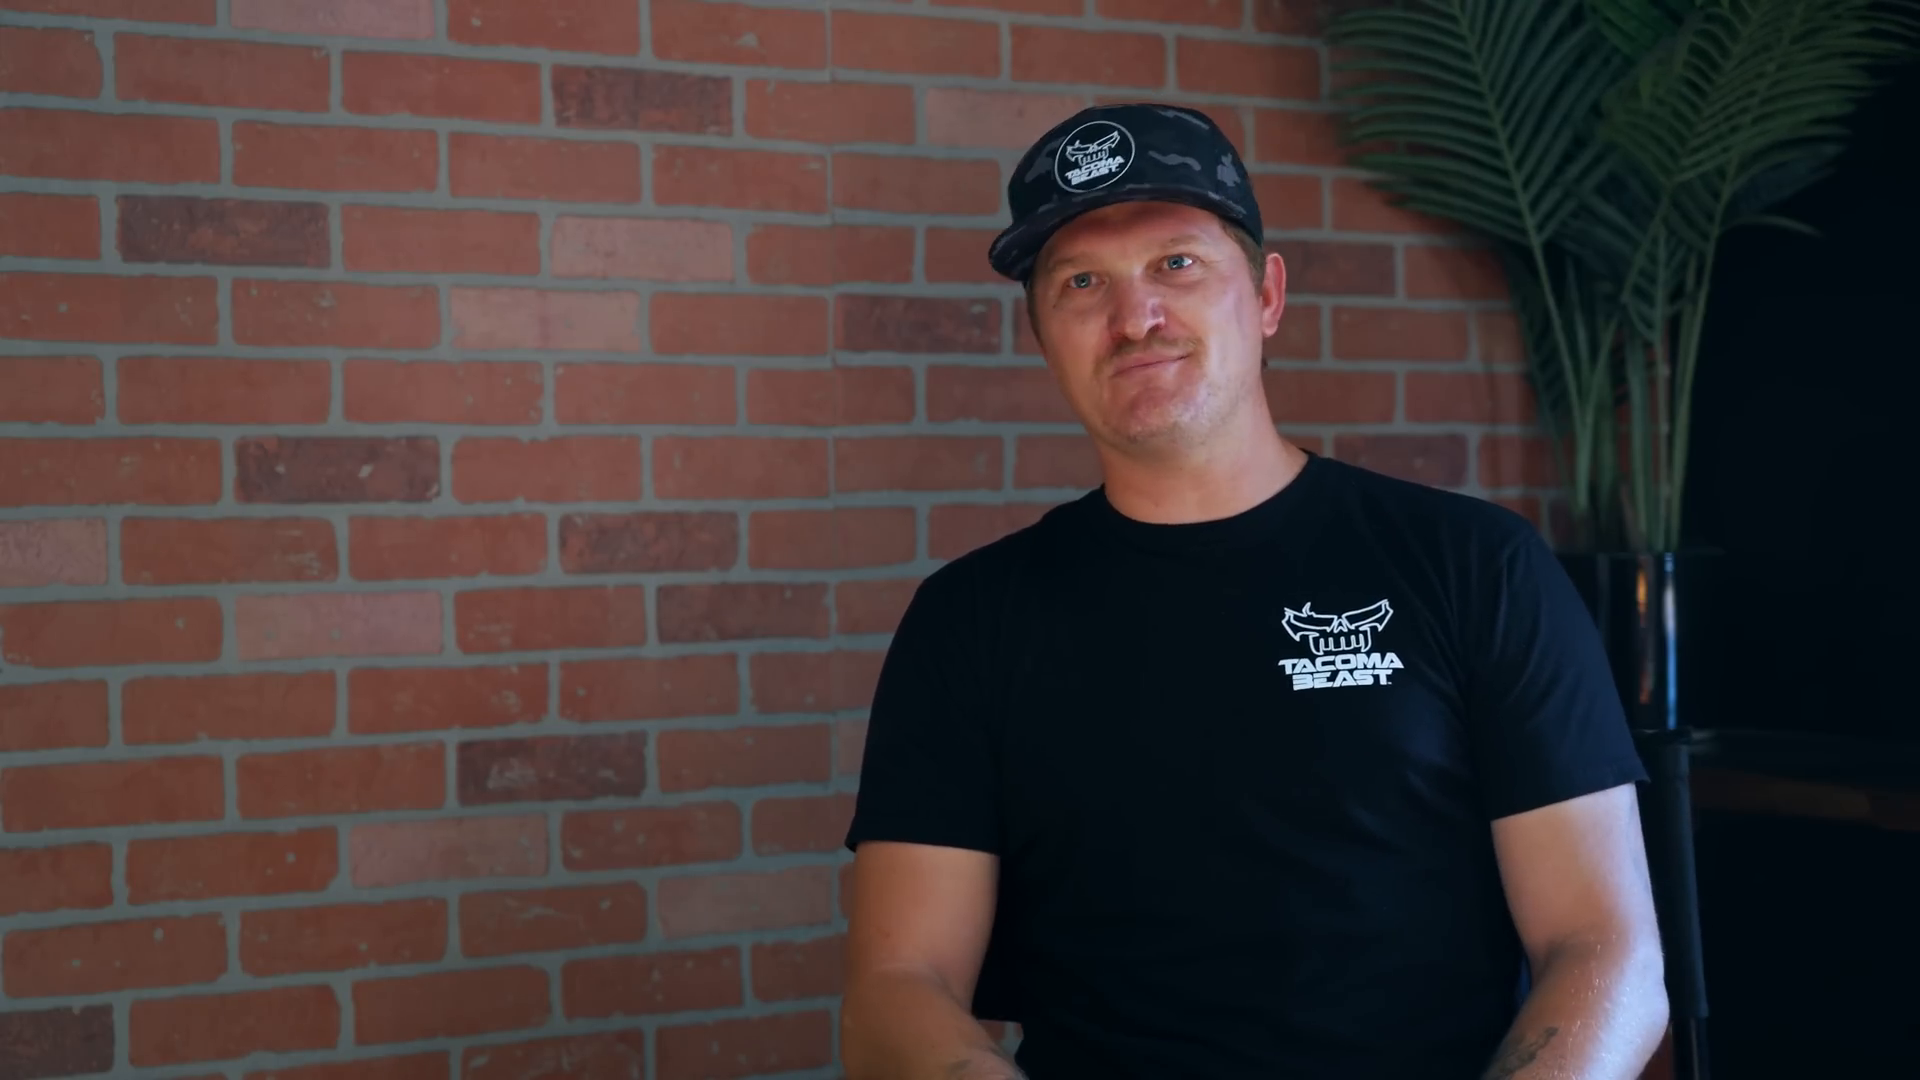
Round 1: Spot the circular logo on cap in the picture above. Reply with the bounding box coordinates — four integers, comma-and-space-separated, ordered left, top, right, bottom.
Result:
1053, 120, 1134, 193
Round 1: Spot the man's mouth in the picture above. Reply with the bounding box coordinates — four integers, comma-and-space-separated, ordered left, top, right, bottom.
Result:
1112, 351, 1187, 375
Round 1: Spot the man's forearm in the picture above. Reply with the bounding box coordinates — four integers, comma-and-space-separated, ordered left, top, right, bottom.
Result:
842, 967, 1025, 1080
1482, 938, 1669, 1080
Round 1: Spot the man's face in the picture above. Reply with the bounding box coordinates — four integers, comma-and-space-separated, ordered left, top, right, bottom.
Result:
1027, 200, 1284, 458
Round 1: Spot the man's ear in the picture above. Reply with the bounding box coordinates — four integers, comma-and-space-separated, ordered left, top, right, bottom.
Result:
1261, 251, 1287, 336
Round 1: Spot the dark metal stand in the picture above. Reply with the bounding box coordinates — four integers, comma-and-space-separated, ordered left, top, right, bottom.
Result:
1634, 727, 1709, 1080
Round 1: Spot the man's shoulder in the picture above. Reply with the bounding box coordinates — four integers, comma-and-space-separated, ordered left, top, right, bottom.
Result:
904, 495, 1088, 615
1316, 455, 1542, 558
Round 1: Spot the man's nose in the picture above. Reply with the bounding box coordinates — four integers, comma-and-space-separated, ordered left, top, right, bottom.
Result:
1109, 276, 1166, 341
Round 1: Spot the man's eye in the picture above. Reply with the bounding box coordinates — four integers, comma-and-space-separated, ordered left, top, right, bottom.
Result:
1069, 273, 1094, 289
1166, 254, 1194, 270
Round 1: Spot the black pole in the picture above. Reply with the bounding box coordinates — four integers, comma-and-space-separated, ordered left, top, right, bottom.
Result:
1635, 727, 1709, 1080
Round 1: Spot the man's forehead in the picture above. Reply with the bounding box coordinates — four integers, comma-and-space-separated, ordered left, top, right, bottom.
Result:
1035, 209, 1229, 276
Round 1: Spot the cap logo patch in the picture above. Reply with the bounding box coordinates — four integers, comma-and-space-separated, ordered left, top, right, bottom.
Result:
1055, 120, 1133, 192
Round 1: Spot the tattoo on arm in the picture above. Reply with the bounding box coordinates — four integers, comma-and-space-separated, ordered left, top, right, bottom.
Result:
1481, 1026, 1559, 1080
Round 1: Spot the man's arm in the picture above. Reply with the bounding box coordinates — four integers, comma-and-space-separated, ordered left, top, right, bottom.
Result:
1482, 783, 1669, 1079
842, 840, 1022, 1080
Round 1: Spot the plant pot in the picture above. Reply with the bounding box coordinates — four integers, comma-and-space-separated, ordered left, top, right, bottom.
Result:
1554, 550, 1723, 735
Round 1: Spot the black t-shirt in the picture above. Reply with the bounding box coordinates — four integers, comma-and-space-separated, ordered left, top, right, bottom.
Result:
843, 452, 1648, 1079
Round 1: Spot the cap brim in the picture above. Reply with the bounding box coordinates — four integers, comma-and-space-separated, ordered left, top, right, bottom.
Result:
987, 184, 1257, 283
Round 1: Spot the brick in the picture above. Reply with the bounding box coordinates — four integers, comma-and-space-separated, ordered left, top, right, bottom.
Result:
838, 720, 865, 775
235, 591, 443, 661
450, 0, 639, 54
127, 828, 338, 903
349, 664, 548, 734
460, 883, 646, 959
926, 88, 1086, 149
232, 0, 433, 38
1, 271, 216, 344
928, 364, 1072, 422
3, 0, 211, 17
655, 1011, 834, 1080
1176, 38, 1319, 99
1252, 173, 1324, 230
561, 801, 741, 871
1406, 244, 1510, 300
554, 66, 730, 135
241, 898, 446, 976
839, 295, 1001, 355
838, 12, 1001, 78
0, 26, 101, 97
457, 731, 648, 806
0, 844, 113, 916
752, 794, 857, 856
0, 680, 108, 751
236, 435, 441, 503
452, 287, 640, 352
246, 1052, 452, 1080
1012, 26, 1164, 87
357, 966, 549, 1044
1477, 311, 1525, 365
743, 79, 916, 144
560, 654, 740, 722
0, 107, 218, 183
838, 435, 1004, 493
1014, 297, 1041, 355
749, 650, 884, 713
1013, 433, 1098, 489
454, 585, 648, 653
0, 597, 220, 669
836, 577, 918, 636
935, 0, 1078, 11
1099, 0, 1242, 25
0, 195, 98, 260
0, 438, 211, 507
117, 34, 328, 111
653, 436, 829, 499
234, 279, 439, 348
833, 154, 1002, 216
753, 934, 845, 1002
345, 359, 544, 424
925, 227, 1007, 284
0, 356, 101, 425
343, 206, 540, 275
657, 583, 829, 643
554, 363, 733, 427
464, 1033, 646, 1080
743, 366, 912, 427
1332, 176, 1460, 235
1262, 368, 1396, 424
658, 866, 834, 939
748, 507, 916, 570
4, 914, 225, 998
123, 517, 337, 585
653, 293, 828, 357
1331, 307, 1470, 362
450, 133, 640, 203
349, 815, 548, 888
116, 196, 325, 270
238, 743, 444, 819
130, 985, 339, 1067
344, 52, 540, 123
124, 671, 336, 744
452, 436, 641, 504
657, 724, 831, 792
746, 224, 913, 286
0, 519, 107, 587
1266, 300, 1322, 359
1479, 434, 1558, 490
563, 948, 741, 1019
928, 501, 1052, 559
660, 0, 827, 67
1333, 434, 1469, 488
1253, 0, 1322, 33
1272, 239, 1393, 296
654, 145, 826, 212
1405, 371, 1536, 426
1253, 107, 1344, 166
0, 1005, 113, 1078
234, 121, 436, 193
559, 511, 738, 574
552, 218, 731, 283
119, 356, 329, 425
350, 513, 545, 581
1, 755, 221, 832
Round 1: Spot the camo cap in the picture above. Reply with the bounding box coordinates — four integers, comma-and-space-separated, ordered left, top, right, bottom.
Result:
987, 102, 1263, 284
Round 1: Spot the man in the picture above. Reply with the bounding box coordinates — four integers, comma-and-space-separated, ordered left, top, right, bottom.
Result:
840, 103, 1669, 1080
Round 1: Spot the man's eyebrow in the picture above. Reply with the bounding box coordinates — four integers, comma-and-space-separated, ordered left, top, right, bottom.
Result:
1036, 232, 1216, 278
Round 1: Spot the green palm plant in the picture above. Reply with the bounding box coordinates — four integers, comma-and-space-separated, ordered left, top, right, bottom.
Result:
1324, 0, 1917, 552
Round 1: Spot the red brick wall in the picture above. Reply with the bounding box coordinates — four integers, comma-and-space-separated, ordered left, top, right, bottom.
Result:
0, 1, 1555, 1076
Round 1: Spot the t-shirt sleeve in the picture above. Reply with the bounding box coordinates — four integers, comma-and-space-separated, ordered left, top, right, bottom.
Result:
1465, 524, 1649, 821
843, 569, 1001, 856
